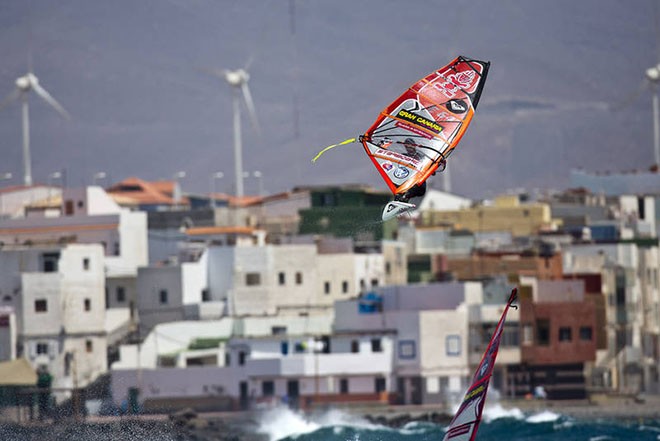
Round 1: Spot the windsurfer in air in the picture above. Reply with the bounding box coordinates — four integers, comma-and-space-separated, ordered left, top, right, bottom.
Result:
395, 138, 427, 203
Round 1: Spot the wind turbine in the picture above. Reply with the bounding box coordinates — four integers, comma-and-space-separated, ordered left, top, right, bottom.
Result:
204, 66, 260, 198
0, 70, 70, 186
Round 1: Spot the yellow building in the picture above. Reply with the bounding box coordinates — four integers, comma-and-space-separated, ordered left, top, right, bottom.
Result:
419, 195, 559, 237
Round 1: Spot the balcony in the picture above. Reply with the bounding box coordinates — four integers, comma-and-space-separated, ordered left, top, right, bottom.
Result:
246, 351, 392, 377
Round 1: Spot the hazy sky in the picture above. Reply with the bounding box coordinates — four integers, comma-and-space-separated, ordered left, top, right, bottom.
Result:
0, 1, 658, 199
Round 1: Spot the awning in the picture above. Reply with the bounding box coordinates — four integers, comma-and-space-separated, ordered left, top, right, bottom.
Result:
0, 358, 37, 386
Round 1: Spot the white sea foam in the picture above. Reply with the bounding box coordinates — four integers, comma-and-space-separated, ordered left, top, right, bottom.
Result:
482, 403, 525, 422
255, 405, 386, 441
526, 410, 561, 423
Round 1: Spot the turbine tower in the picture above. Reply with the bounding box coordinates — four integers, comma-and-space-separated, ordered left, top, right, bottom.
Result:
205, 67, 260, 198
646, 63, 660, 167
0, 71, 70, 186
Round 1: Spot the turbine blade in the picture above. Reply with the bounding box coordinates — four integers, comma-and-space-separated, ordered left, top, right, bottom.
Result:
0, 89, 21, 112
31, 81, 70, 119
611, 79, 649, 112
198, 66, 227, 79
244, 54, 255, 71
241, 82, 260, 133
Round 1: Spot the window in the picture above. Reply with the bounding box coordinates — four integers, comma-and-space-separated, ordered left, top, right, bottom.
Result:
371, 338, 382, 353
399, 340, 416, 359
351, 340, 360, 353
113, 242, 120, 256
201, 289, 211, 302
536, 319, 550, 346
580, 326, 593, 341
85, 340, 93, 353
375, 377, 386, 393
371, 278, 378, 287
278, 272, 286, 285
295, 272, 303, 285
262, 381, 275, 396
342, 281, 349, 294
339, 378, 349, 394
116, 286, 126, 303
385, 262, 391, 275
36, 342, 49, 355
324, 281, 330, 294
64, 352, 73, 376
246, 273, 261, 286
159, 289, 168, 304
238, 351, 246, 365
65, 200, 74, 215
558, 327, 572, 342
84, 298, 91, 312
41, 252, 60, 273
446, 335, 461, 356
522, 324, 534, 345
83, 258, 90, 271
272, 326, 287, 335
35, 299, 48, 313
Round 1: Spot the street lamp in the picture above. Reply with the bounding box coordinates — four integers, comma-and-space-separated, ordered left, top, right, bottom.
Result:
242, 171, 264, 196
645, 63, 660, 166
92, 171, 107, 187
48, 171, 62, 203
210, 171, 224, 209
253, 171, 264, 197
173, 171, 186, 206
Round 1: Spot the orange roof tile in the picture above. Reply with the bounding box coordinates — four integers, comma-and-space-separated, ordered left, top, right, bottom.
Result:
107, 177, 186, 205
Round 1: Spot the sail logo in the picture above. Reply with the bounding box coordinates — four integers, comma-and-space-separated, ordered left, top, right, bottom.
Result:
447, 99, 468, 114
393, 166, 409, 179
396, 109, 443, 134
437, 70, 476, 98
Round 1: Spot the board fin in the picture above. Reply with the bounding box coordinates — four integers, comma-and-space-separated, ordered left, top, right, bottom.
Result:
382, 201, 416, 221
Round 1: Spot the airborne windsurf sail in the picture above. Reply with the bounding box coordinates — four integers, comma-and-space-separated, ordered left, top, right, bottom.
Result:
360, 55, 489, 198
313, 56, 490, 214
443, 288, 517, 441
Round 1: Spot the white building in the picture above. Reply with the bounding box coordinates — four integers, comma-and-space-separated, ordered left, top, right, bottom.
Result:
0, 244, 107, 399
135, 237, 386, 332
0, 185, 62, 219
333, 281, 520, 405
563, 241, 660, 393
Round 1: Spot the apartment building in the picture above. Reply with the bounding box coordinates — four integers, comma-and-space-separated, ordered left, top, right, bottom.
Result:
135, 233, 385, 332
0, 244, 107, 400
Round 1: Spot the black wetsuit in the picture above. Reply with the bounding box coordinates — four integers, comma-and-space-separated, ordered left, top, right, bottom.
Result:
395, 181, 427, 203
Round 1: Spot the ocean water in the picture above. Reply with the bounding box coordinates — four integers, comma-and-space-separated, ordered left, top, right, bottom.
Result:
255, 405, 660, 441
2, 404, 659, 441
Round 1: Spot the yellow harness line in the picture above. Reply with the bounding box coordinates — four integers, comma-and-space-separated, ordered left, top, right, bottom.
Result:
311, 137, 357, 163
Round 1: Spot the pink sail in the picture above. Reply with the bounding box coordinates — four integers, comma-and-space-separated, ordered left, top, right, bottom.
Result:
443, 288, 518, 441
